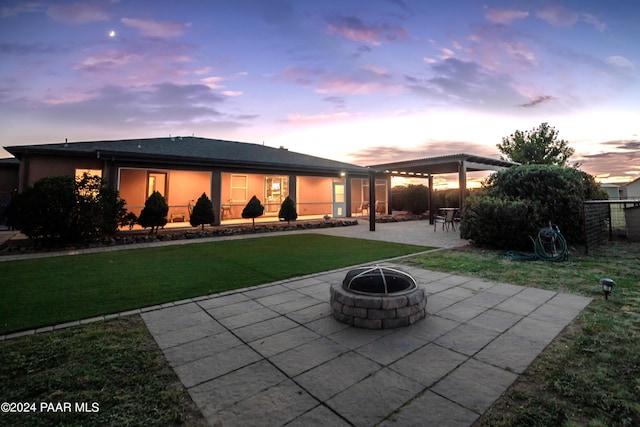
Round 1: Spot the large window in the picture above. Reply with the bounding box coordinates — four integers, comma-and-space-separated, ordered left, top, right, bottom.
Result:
230, 174, 248, 202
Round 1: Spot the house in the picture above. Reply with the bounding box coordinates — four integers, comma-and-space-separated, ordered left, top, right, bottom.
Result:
600, 183, 622, 200
620, 177, 640, 200
4, 136, 381, 225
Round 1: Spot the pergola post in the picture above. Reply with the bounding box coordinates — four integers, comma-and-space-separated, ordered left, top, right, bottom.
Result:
428, 174, 434, 224
458, 160, 467, 208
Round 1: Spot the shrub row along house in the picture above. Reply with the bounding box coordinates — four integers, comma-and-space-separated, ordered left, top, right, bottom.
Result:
3, 136, 387, 226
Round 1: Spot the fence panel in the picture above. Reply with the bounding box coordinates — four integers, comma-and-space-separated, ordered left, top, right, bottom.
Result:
583, 200, 640, 253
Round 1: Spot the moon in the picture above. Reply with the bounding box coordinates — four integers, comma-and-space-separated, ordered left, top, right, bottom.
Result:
109, 30, 116, 38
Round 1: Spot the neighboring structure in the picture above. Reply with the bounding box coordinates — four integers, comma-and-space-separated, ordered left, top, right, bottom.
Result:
600, 183, 622, 200
620, 177, 640, 200
4, 137, 377, 226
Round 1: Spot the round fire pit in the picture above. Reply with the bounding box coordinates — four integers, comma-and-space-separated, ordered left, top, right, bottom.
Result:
330, 265, 427, 329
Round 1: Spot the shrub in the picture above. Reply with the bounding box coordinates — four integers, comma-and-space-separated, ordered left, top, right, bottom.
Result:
460, 195, 541, 250
403, 185, 430, 214
9, 174, 127, 244
242, 195, 264, 229
278, 196, 297, 224
190, 193, 215, 230
138, 191, 168, 234
462, 164, 607, 249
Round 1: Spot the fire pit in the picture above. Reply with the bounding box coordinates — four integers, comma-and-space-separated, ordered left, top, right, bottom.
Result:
330, 265, 427, 329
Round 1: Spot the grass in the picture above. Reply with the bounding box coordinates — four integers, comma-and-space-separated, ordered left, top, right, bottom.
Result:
0, 316, 207, 427
0, 233, 427, 334
401, 241, 640, 426
2, 234, 638, 425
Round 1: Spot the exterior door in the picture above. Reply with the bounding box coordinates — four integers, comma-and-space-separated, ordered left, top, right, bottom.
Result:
333, 182, 346, 218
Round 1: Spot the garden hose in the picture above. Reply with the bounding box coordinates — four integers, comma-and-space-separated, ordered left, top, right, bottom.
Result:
504, 222, 569, 262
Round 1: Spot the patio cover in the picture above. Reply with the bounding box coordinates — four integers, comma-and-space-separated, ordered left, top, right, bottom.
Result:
366, 153, 518, 231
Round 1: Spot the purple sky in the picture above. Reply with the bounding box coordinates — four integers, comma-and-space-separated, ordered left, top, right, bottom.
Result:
1, 0, 638, 186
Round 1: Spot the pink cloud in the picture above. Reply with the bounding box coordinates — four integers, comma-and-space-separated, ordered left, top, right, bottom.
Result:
47, 2, 110, 24
222, 91, 242, 97
536, 5, 578, 27
325, 16, 407, 46
501, 41, 537, 65
201, 76, 225, 89
75, 50, 141, 71
283, 66, 402, 96
121, 17, 188, 37
484, 7, 529, 24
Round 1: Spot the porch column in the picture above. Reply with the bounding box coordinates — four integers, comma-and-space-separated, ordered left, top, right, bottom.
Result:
458, 160, 467, 208
345, 175, 352, 217
288, 174, 297, 207
211, 170, 222, 226
428, 174, 434, 224
103, 159, 117, 190
18, 154, 29, 192
385, 175, 392, 214
369, 171, 376, 231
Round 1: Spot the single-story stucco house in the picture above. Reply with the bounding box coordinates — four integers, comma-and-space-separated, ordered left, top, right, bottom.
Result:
2, 136, 518, 229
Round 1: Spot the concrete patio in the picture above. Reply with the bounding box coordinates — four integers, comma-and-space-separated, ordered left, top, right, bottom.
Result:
142, 261, 591, 426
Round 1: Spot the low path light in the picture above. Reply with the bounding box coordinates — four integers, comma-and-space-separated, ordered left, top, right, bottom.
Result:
599, 278, 616, 300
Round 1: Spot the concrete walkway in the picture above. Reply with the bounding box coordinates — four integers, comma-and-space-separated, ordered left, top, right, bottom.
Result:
142, 262, 591, 426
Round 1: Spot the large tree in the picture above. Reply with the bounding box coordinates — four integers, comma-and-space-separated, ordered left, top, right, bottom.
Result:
497, 122, 575, 166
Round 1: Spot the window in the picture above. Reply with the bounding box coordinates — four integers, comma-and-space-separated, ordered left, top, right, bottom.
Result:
147, 172, 167, 198
75, 169, 102, 180
230, 174, 248, 202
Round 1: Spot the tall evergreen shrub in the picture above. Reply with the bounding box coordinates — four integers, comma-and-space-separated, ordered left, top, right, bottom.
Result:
190, 192, 215, 230
242, 195, 264, 229
278, 196, 297, 224
138, 191, 168, 234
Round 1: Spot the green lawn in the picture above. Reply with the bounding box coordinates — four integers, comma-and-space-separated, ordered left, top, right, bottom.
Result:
0, 234, 427, 335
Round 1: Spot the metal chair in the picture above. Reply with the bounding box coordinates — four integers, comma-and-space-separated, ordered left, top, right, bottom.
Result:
434, 209, 456, 231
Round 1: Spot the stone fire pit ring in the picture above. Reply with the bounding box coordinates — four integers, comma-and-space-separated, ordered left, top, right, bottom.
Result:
330, 265, 427, 329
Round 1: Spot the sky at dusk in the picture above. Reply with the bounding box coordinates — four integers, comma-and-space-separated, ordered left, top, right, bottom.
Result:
1, 0, 638, 187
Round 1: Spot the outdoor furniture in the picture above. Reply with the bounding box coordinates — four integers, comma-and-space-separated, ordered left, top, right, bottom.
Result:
170, 212, 186, 223
354, 202, 369, 216
434, 208, 456, 232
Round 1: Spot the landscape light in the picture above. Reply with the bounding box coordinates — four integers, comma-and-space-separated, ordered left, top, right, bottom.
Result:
599, 278, 616, 300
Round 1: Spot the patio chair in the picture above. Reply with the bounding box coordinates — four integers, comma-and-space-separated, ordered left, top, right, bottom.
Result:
434, 209, 456, 232
354, 202, 369, 216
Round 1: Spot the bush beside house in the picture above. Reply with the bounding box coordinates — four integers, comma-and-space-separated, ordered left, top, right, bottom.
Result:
138, 191, 168, 234
190, 193, 215, 230
278, 196, 297, 224
461, 164, 607, 249
242, 195, 264, 229
6, 174, 126, 244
